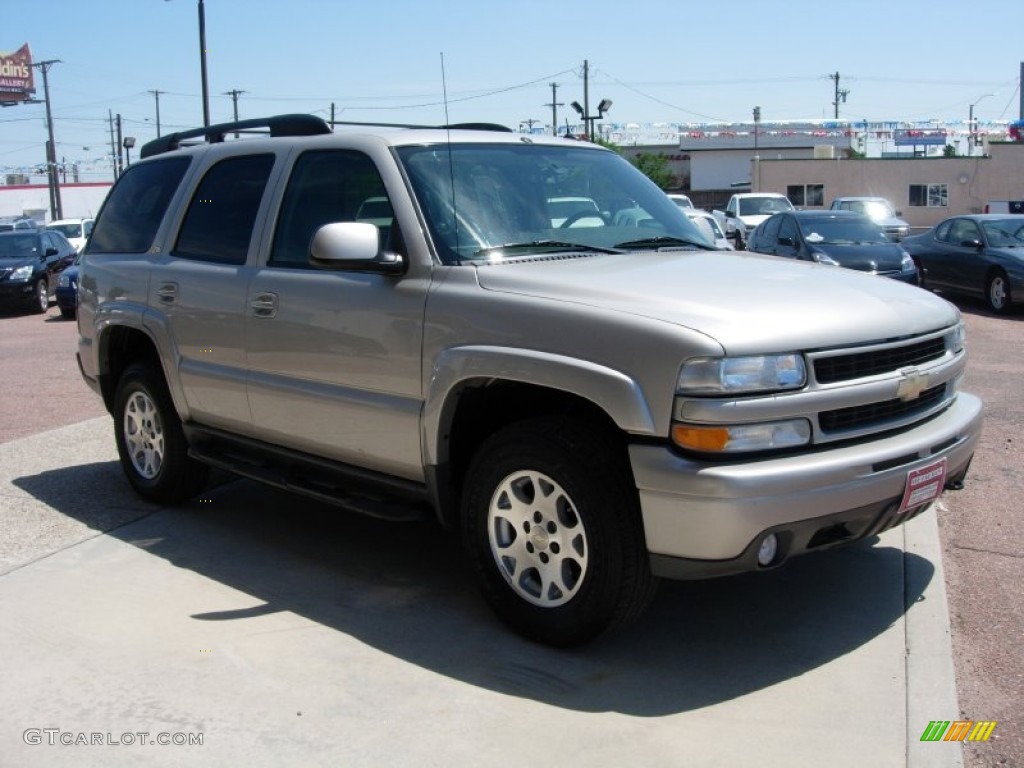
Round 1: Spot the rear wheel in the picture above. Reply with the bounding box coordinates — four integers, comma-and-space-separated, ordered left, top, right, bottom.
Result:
113, 362, 209, 504
986, 270, 1011, 314
461, 417, 657, 647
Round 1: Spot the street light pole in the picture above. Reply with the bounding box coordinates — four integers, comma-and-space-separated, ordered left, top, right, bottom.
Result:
33, 59, 63, 220
752, 105, 761, 192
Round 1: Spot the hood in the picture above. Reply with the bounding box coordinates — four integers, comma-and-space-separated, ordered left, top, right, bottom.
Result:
473, 250, 957, 355
738, 213, 772, 228
813, 242, 906, 271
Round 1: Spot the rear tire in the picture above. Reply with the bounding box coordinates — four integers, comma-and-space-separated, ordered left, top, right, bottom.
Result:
113, 362, 209, 504
461, 417, 657, 647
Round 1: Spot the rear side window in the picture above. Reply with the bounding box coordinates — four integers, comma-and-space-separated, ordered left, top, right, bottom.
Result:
88, 157, 191, 253
174, 154, 275, 265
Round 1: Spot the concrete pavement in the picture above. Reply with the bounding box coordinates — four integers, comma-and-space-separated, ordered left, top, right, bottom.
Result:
0, 416, 965, 767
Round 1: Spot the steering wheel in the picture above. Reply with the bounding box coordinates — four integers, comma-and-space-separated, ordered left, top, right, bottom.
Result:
560, 210, 610, 228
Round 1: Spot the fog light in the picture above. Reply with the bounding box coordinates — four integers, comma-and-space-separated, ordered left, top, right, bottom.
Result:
757, 534, 778, 566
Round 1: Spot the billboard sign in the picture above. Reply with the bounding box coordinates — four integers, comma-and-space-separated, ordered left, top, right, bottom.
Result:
0, 44, 35, 104
893, 128, 947, 147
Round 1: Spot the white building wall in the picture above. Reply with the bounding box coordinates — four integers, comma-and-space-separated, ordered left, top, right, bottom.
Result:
0, 183, 112, 223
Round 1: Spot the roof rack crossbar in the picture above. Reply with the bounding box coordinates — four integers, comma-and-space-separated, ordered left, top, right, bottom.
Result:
140, 114, 332, 159
330, 120, 512, 132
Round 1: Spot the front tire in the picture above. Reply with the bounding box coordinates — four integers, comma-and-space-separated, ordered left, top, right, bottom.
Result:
31, 279, 48, 314
461, 417, 657, 647
986, 270, 1011, 314
113, 362, 209, 504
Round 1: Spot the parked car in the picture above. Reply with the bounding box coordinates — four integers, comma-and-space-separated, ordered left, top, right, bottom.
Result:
667, 193, 695, 209
0, 218, 39, 232
747, 210, 918, 283
546, 196, 603, 227
712, 192, 795, 250
901, 214, 1024, 313
983, 200, 1024, 214
0, 229, 76, 314
46, 217, 95, 254
684, 208, 733, 249
55, 252, 82, 319
829, 197, 910, 241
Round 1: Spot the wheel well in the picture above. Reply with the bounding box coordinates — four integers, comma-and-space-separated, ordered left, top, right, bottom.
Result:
435, 380, 626, 528
98, 326, 161, 413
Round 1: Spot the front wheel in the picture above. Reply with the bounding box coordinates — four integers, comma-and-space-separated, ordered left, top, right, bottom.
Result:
113, 362, 209, 504
986, 270, 1012, 314
31, 279, 48, 314
461, 417, 657, 647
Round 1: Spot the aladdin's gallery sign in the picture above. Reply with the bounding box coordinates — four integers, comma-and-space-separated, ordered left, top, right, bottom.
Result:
0, 44, 35, 103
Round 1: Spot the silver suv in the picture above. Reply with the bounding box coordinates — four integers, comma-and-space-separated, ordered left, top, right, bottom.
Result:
77, 115, 983, 646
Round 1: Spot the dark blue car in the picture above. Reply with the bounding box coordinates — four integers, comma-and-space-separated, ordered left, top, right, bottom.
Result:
55, 253, 81, 319
747, 210, 919, 284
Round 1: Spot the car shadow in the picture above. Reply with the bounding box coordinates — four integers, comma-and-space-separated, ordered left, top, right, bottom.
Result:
12, 463, 933, 717
923, 289, 1023, 320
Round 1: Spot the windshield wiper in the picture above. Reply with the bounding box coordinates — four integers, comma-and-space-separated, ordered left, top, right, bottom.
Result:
473, 240, 622, 257
614, 236, 715, 251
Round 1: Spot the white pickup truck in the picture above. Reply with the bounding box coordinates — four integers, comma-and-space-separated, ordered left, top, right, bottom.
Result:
713, 192, 795, 249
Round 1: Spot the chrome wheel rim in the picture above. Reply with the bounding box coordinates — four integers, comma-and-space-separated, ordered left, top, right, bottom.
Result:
36, 281, 47, 311
487, 470, 588, 607
990, 276, 1007, 310
123, 391, 164, 479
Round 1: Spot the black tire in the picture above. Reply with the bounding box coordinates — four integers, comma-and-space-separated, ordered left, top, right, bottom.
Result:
59, 307, 76, 320
30, 279, 48, 314
986, 270, 1012, 314
912, 258, 925, 289
461, 417, 657, 647
113, 361, 209, 504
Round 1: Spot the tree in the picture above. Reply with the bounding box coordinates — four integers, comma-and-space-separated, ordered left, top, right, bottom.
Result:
943, 144, 958, 157
631, 152, 672, 190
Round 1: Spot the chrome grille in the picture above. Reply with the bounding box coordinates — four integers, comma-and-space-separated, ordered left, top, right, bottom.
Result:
814, 337, 947, 384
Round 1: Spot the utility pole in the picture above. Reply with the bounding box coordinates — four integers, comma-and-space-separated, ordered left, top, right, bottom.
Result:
830, 72, 849, 120
149, 89, 163, 136
330, 102, 336, 130
116, 113, 124, 178
33, 58, 63, 220
224, 89, 246, 137
520, 118, 540, 132
198, 0, 210, 126
545, 82, 563, 137
583, 59, 591, 140
108, 109, 117, 182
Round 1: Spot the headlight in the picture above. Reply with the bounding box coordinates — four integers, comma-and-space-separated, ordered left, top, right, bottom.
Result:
10, 265, 33, 280
672, 419, 811, 453
58, 273, 75, 288
946, 322, 966, 353
809, 251, 839, 266
678, 354, 806, 395
899, 249, 915, 272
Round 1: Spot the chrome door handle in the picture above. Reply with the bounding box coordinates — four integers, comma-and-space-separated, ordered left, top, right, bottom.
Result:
157, 282, 178, 304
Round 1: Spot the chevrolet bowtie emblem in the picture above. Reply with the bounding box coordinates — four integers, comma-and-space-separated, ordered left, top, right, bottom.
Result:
896, 367, 929, 402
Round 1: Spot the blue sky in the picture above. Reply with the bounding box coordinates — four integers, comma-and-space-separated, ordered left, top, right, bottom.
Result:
1, 0, 1021, 179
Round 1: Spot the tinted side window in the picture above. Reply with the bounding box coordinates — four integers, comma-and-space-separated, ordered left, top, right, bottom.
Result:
88, 157, 191, 254
270, 150, 390, 268
761, 214, 782, 241
778, 216, 799, 242
174, 154, 274, 265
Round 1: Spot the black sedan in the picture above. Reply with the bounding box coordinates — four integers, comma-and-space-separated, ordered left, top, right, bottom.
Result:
747, 210, 918, 284
902, 214, 1024, 314
0, 230, 77, 315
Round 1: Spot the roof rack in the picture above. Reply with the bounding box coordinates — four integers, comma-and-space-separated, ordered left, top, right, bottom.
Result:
329, 120, 512, 132
140, 114, 332, 159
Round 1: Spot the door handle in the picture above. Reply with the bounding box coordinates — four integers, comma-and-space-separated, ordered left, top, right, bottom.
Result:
250, 292, 278, 319
157, 282, 178, 304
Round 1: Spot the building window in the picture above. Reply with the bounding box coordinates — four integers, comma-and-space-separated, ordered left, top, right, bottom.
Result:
786, 184, 824, 207
909, 183, 948, 208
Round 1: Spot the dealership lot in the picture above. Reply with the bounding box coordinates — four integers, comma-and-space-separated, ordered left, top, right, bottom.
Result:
0, 301, 1020, 767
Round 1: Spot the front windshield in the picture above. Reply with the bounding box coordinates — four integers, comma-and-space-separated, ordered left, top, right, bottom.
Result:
843, 200, 895, 220
0, 234, 40, 258
982, 219, 1024, 247
738, 196, 793, 216
396, 142, 709, 264
800, 217, 888, 245
48, 223, 83, 238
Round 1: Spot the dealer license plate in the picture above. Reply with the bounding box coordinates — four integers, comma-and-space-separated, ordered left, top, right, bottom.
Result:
898, 458, 948, 513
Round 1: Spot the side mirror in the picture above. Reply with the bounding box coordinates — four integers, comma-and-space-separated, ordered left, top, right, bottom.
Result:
895, 210, 903, 217
960, 239, 983, 249
725, 210, 736, 218
309, 222, 405, 274
45, 247, 59, 257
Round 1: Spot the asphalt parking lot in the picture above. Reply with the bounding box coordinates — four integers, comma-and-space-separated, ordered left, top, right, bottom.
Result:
0, 297, 1020, 767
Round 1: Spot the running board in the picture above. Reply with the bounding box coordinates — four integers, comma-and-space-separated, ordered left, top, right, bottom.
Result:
184, 424, 432, 523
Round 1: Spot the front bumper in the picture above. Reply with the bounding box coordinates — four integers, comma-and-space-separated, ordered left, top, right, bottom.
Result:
0, 279, 36, 304
630, 392, 982, 578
